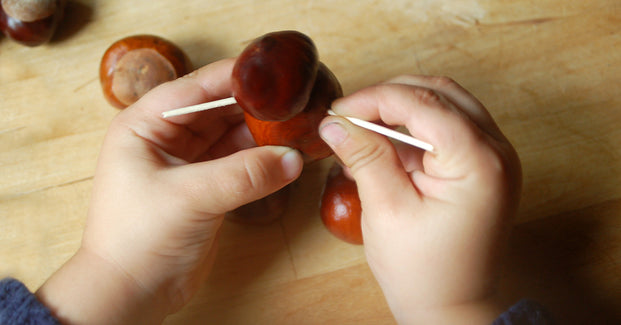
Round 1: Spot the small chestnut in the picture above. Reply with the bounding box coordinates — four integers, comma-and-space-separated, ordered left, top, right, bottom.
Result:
232, 30, 319, 121
244, 62, 342, 162
0, 0, 65, 46
99, 34, 192, 109
320, 164, 363, 245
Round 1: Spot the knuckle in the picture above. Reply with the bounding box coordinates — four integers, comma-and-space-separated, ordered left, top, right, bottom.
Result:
430, 76, 458, 89
182, 69, 199, 79
411, 86, 444, 107
345, 140, 391, 175
390, 74, 417, 83
215, 155, 270, 198
238, 155, 270, 193
477, 140, 522, 195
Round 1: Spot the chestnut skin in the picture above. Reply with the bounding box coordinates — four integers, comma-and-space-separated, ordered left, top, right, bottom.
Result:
320, 164, 363, 245
244, 62, 342, 162
99, 34, 192, 109
0, 0, 65, 46
232, 30, 319, 121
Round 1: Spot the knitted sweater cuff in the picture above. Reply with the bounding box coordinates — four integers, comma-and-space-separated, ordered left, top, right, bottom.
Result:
0, 277, 58, 325
493, 299, 554, 325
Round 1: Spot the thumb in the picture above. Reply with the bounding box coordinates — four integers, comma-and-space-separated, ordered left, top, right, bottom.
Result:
168, 146, 303, 214
319, 116, 419, 209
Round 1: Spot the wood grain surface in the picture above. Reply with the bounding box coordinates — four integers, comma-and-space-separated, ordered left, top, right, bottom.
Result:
1, 0, 620, 323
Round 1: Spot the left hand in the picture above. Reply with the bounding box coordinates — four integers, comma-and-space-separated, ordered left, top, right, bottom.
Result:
36, 58, 303, 324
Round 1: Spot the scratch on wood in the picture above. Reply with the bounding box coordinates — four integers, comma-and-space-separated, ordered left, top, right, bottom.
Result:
73, 77, 98, 93
0, 176, 94, 202
279, 218, 299, 280
414, 52, 427, 75
0, 126, 26, 136
477, 16, 564, 28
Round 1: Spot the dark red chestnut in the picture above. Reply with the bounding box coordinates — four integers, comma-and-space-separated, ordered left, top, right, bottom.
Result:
320, 164, 363, 245
99, 35, 192, 109
0, 0, 65, 46
232, 30, 319, 121
244, 62, 342, 162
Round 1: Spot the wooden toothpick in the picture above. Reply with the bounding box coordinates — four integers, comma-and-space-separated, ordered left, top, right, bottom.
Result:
327, 110, 434, 152
161, 98, 434, 152
161, 97, 237, 118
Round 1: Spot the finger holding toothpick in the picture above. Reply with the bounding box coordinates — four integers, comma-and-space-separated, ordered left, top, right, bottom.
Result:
161, 97, 435, 152
326, 110, 434, 152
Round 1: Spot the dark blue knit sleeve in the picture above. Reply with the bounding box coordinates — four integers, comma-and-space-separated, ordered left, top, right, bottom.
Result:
492, 299, 553, 325
0, 278, 59, 325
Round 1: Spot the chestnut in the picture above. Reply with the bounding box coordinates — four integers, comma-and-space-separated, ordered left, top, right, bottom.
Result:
0, 0, 65, 46
99, 34, 192, 109
232, 30, 319, 121
226, 186, 291, 225
244, 62, 342, 162
320, 164, 363, 245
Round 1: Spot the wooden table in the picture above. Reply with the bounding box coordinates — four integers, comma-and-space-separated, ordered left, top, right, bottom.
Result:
1, 0, 620, 323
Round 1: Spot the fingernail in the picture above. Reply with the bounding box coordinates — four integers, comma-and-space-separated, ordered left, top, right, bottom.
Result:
320, 121, 348, 146
281, 149, 303, 181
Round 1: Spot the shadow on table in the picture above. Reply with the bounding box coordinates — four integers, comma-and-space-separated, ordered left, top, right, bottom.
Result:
51, 0, 94, 44
164, 162, 330, 324
177, 37, 231, 70
500, 199, 621, 324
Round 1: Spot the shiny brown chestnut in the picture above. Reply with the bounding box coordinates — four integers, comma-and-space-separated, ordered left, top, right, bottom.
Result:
232, 30, 319, 121
0, 0, 65, 46
320, 164, 363, 245
244, 62, 342, 162
99, 34, 192, 109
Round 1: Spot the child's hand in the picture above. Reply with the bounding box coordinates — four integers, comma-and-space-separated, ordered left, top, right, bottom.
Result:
36, 58, 303, 324
319, 76, 522, 324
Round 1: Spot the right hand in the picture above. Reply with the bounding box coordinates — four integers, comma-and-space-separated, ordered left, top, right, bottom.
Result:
319, 76, 522, 324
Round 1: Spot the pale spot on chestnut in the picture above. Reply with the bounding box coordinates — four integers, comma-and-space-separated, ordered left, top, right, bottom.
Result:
111, 48, 177, 106
99, 35, 192, 109
1, 0, 56, 22
0, 0, 65, 46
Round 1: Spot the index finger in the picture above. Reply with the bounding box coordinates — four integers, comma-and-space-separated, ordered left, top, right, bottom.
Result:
134, 57, 241, 131
385, 75, 506, 142
113, 58, 248, 161
331, 83, 494, 179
